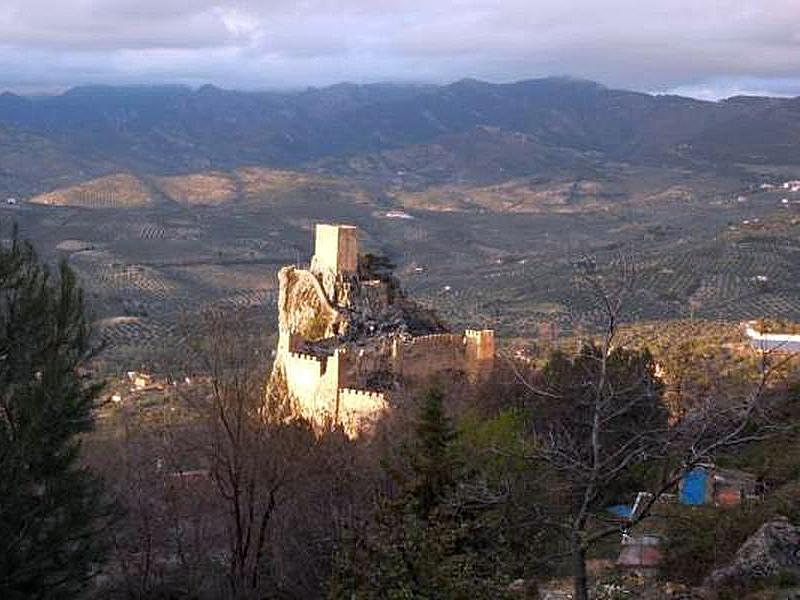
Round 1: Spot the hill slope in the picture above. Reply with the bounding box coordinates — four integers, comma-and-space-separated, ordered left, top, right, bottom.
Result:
2, 78, 800, 195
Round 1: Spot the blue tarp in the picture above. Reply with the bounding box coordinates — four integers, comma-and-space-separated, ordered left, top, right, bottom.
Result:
608, 504, 633, 518
680, 468, 708, 505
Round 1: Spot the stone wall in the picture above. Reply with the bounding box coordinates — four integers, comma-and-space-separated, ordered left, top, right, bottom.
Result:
390, 331, 495, 381
281, 349, 342, 424
279, 327, 495, 433
465, 329, 495, 362
282, 351, 325, 412
269, 222, 496, 437
279, 346, 387, 436
337, 388, 388, 436
392, 333, 465, 380
337, 339, 395, 390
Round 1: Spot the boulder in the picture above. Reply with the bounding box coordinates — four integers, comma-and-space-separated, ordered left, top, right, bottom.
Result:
705, 517, 800, 590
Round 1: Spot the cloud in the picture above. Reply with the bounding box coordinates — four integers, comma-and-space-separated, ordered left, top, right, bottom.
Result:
0, 0, 799, 97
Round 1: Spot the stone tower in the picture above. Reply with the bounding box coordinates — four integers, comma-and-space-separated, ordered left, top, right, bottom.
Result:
269, 223, 496, 437
465, 329, 495, 362
312, 224, 358, 275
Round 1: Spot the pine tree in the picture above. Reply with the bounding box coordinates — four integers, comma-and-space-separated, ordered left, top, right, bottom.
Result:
329, 388, 514, 599
0, 234, 111, 599
408, 387, 459, 520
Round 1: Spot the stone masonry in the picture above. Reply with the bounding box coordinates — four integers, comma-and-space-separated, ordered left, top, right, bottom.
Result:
268, 223, 495, 436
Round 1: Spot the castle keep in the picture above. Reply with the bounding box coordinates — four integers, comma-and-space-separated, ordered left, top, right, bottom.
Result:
269, 224, 495, 435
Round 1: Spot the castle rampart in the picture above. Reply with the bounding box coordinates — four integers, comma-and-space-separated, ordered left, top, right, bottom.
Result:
269, 223, 495, 437
337, 388, 388, 435
465, 329, 495, 362
282, 351, 326, 411
391, 331, 494, 380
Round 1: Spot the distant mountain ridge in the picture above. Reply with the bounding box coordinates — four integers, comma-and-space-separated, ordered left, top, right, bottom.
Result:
1, 77, 799, 195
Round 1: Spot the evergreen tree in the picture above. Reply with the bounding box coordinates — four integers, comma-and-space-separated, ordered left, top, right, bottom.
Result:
0, 234, 110, 599
408, 387, 458, 520
329, 388, 517, 599
358, 253, 401, 303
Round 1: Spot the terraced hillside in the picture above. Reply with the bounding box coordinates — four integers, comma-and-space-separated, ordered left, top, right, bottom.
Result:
29, 174, 156, 208
153, 172, 238, 206
7, 161, 799, 378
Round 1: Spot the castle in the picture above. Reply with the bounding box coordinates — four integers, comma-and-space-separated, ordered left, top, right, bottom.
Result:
268, 224, 495, 436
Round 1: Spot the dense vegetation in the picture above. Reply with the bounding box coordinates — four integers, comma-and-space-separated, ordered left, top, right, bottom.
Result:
2, 231, 799, 598
82, 318, 800, 598
0, 234, 112, 599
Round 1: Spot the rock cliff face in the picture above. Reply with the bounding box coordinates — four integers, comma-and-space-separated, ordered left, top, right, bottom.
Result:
706, 518, 800, 590
268, 223, 493, 436
276, 266, 344, 341
278, 257, 446, 350
278, 266, 448, 352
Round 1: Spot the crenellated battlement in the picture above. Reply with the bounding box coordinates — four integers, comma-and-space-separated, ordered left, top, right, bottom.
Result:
399, 333, 463, 348
287, 350, 323, 363
465, 329, 494, 339
336, 387, 388, 437
465, 329, 495, 362
338, 388, 387, 402
269, 223, 496, 438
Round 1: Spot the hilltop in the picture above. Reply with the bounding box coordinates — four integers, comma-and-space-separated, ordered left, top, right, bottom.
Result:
3, 78, 800, 196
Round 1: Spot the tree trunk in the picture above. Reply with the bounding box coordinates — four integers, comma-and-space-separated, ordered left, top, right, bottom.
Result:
572, 538, 589, 600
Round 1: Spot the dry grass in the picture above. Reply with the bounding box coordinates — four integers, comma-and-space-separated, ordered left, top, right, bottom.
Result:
396, 178, 609, 213
235, 167, 339, 197
29, 174, 154, 208
153, 171, 238, 206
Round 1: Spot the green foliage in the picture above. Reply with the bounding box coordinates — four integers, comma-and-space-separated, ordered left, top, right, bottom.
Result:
716, 383, 800, 488
330, 502, 514, 600
457, 408, 528, 478
408, 388, 459, 520
0, 234, 111, 599
535, 343, 668, 507
457, 408, 562, 578
328, 389, 522, 599
660, 482, 800, 589
359, 253, 401, 303
659, 505, 761, 586
776, 569, 800, 588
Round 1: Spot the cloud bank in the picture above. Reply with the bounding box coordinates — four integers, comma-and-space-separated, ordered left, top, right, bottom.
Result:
1, 0, 799, 98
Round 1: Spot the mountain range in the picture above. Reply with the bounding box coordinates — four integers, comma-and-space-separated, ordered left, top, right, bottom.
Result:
1, 77, 800, 195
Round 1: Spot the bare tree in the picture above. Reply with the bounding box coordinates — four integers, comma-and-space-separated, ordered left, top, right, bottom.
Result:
517, 255, 791, 600
87, 393, 223, 599
188, 310, 311, 598
91, 308, 377, 599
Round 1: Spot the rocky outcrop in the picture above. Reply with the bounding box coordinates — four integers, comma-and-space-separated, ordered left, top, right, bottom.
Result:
705, 518, 800, 591
277, 266, 344, 340
268, 224, 494, 437
278, 262, 446, 349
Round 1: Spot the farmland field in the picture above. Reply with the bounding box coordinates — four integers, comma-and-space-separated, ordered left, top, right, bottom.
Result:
6, 165, 800, 375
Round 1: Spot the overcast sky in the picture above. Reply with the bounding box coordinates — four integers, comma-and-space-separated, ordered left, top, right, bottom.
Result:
1, 0, 799, 99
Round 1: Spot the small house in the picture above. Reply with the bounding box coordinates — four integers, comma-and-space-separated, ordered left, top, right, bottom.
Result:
712, 468, 759, 506
679, 464, 758, 507
617, 533, 663, 575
